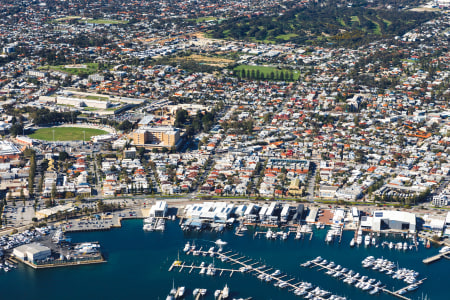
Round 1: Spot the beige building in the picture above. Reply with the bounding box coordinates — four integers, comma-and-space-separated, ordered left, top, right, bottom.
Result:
133, 126, 180, 147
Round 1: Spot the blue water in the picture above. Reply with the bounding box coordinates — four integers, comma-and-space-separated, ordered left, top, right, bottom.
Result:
0, 220, 448, 300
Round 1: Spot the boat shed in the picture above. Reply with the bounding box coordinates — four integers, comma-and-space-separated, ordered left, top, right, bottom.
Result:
13, 243, 51, 262
371, 210, 416, 233
292, 204, 304, 224
149, 201, 168, 217
280, 204, 290, 222
259, 205, 268, 221
305, 208, 318, 223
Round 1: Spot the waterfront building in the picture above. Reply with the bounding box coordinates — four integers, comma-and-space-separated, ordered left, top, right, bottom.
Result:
149, 201, 168, 218
13, 243, 51, 262
370, 210, 416, 233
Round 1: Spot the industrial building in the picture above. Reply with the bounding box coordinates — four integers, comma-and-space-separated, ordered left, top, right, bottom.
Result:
13, 243, 51, 262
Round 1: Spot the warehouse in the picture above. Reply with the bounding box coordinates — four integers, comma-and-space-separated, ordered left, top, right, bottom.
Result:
13, 243, 51, 262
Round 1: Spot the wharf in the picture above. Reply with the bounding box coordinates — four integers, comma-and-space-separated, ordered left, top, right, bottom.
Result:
422, 251, 450, 264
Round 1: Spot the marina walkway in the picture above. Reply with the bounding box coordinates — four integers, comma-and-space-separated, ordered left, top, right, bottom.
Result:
422, 250, 450, 264
171, 248, 346, 300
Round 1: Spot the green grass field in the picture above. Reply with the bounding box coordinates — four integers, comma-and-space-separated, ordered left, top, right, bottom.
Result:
29, 127, 108, 141
234, 65, 300, 81
39, 63, 99, 76
86, 19, 128, 24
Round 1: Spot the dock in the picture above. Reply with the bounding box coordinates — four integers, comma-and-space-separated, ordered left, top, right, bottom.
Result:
176, 248, 346, 300
422, 250, 450, 264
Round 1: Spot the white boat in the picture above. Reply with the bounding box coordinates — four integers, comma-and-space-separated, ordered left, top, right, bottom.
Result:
282, 232, 288, 240
364, 235, 371, 247
222, 284, 229, 299
183, 242, 190, 252
271, 269, 281, 276
200, 289, 207, 296
371, 237, 376, 245
356, 230, 363, 245
350, 238, 355, 247
176, 287, 185, 298
403, 242, 408, 250
388, 242, 394, 249
215, 239, 227, 246
214, 290, 221, 298
193, 289, 199, 297
439, 246, 450, 253
266, 229, 273, 239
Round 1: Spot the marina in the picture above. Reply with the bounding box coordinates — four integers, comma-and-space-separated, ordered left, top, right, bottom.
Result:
1, 219, 450, 300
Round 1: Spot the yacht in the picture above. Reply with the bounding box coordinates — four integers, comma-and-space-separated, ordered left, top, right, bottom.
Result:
350, 238, 355, 247
371, 237, 376, 246
266, 229, 274, 239
200, 289, 207, 296
356, 230, 363, 245
388, 242, 394, 249
214, 290, 221, 298
403, 242, 408, 250
439, 246, 450, 253
176, 287, 185, 298
222, 284, 229, 299
364, 235, 371, 247
183, 242, 190, 252
271, 269, 281, 276
193, 289, 199, 297
215, 239, 227, 246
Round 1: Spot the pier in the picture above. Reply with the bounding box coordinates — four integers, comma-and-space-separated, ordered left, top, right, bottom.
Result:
174, 247, 347, 300
422, 251, 450, 264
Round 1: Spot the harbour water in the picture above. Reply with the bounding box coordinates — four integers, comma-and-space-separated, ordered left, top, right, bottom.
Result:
1, 219, 449, 300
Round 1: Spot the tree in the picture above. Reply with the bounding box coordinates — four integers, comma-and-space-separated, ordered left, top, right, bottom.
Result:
51, 182, 57, 201
9, 123, 23, 136
175, 109, 189, 127
59, 151, 69, 161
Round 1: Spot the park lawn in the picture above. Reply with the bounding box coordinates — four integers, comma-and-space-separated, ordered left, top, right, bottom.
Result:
40, 63, 99, 76
86, 19, 128, 24
234, 65, 300, 80
85, 95, 109, 101
350, 16, 360, 25
276, 33, 299, 40
52, 16, 81, 23
29, 127, 108, 141
195, 16, 217, 23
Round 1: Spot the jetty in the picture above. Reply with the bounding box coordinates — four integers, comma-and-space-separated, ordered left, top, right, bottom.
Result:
175, 247, 347, 300
422, 250, 450, 264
